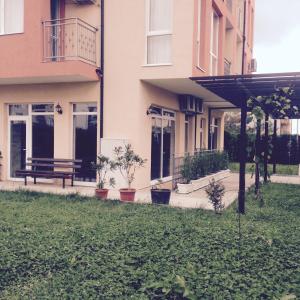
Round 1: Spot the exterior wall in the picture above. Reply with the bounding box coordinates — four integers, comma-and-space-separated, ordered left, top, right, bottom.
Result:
280, 119, 292, 135
104, 0, 253, 189
0, 82, 100, 181
0, 0, 254, 189
0, 0, 100, 84
192, 0, 255, 77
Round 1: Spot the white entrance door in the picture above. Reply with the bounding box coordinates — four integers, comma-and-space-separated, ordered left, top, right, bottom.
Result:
8, 117, 31, 180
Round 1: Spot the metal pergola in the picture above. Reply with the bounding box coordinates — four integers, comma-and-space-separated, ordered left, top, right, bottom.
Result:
191, 72, 300, 214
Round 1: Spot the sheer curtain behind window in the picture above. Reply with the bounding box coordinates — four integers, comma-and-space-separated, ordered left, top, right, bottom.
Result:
4, 0, 24, 34
149, 0, 172, 31
147, 0, 172, 65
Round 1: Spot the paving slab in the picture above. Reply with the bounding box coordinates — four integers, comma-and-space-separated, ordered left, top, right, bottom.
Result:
0, 173, 255, 210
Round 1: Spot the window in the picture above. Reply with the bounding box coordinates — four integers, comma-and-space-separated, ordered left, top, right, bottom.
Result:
199, 118, 205, 149
151, 107, 175, 180
210, 10, 219, 75
8, 104, 54, 177
73, 103, 98, 183
0, 0, 24, 35
196, 0, 203, 68
184, 115, 189, 154
146, 0, 172, 65
210, 118, 220, 150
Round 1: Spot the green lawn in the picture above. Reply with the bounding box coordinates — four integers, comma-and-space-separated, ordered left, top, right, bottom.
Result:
229, 162, 299, 175
0, 186, 299, 299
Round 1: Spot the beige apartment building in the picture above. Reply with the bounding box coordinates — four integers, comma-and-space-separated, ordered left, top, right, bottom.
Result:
0, 0, 255, 189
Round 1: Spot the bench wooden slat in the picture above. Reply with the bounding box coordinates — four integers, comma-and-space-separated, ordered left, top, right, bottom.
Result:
26, 163, 81, 169
16, 170, 77, 175
28, 158, 82, 163
17, 157, 84, 188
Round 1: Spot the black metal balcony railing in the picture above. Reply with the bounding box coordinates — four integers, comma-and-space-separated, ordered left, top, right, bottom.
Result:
43, 18, 97, 65
224, 58, 231, 75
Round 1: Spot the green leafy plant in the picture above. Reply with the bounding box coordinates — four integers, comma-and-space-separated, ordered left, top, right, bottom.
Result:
114, 144, 147, 189
205, 178, 225, 214
0, 183, 300, 299
181, 151, 229, 183
91, 155, 116, 189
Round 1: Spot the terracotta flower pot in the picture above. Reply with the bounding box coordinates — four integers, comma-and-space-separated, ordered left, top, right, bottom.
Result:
95, 188, 109, 200
119, 188, 136, 202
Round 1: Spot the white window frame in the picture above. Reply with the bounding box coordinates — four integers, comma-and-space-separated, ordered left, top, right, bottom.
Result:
199, 117, 205, 150
72, 102, 98, 187
196, 0, 204, 70
145, 0, 173, 66
150, 107, 176, 183
210, 10, 219, 76
0, 0, 4, 35
7, 103, 54, 181
0, 0, 24, 36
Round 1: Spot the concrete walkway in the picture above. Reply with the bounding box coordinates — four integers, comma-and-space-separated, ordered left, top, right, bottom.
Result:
135, 173, 254, 210
0, 173, 255, 210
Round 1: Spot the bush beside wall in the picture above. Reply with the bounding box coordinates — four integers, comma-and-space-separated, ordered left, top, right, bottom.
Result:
181, 151, 229, 183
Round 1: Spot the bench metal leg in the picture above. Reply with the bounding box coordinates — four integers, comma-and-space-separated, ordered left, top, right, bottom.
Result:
24, 176, 27, 186
63, 178, 65, 189
71, 176, 74, 187
34, 176, 37, 184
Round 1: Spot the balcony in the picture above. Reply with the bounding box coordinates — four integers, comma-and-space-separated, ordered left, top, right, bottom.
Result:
224, 58, 231, 75
43, 18, 97, 65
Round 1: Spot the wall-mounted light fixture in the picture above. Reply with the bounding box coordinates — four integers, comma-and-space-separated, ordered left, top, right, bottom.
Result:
55, 103, 63, 114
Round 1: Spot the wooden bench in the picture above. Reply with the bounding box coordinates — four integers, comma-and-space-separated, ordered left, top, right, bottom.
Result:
15, 158, 83, 188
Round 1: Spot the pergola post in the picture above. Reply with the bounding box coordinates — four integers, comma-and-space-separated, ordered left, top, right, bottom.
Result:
255, 118, 261, 195
264, 113, 269, 183
273, 119, 277, 174
238, 99, 247, 214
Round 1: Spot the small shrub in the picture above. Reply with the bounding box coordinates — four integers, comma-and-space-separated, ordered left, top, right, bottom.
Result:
205, 179, 225, 214
181, 151, 229, 183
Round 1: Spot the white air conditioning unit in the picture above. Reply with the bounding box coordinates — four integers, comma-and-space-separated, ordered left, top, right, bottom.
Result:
250, 58, 257, 73
71, 0, 96, 4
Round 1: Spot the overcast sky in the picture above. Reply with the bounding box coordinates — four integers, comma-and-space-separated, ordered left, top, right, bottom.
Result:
254, 0, 300, 73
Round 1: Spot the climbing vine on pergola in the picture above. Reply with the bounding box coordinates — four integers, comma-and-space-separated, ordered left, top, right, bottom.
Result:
247, 87, 300, 199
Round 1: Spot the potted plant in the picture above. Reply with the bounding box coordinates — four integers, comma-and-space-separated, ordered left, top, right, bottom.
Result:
151, 179, 171, 205
91, 154, 116, 200
114, 144, 146, 202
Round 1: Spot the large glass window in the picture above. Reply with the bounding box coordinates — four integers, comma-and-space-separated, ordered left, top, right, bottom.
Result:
199, 118, 205, 150
0, 0, 24, 35
210, 10, 219, 75
73, 103, 97, 182
147, 0, 172, 64
196, 0, 203, 68
151, 107, 175, 180
8, 104, 54, 178
210, 118, 220, 150
184, 115, 189, 154
10, 120, 27, 178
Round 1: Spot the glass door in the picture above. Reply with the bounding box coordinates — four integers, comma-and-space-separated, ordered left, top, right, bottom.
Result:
9, 118, 30, 179
73, 103, 97, 183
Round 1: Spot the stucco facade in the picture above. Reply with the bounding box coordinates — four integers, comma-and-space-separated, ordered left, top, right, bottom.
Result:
0, 0, 254, 189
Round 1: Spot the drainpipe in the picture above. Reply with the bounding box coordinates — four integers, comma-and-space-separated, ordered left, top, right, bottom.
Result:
241, 0, 247, 75
100, 0, 104, 140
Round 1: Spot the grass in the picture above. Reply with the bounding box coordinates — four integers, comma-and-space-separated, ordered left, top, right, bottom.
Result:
229, 162, 299, 175
0, 186, 299, 299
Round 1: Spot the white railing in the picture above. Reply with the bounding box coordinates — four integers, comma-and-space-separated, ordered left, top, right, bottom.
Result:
43, 18, 97, 65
